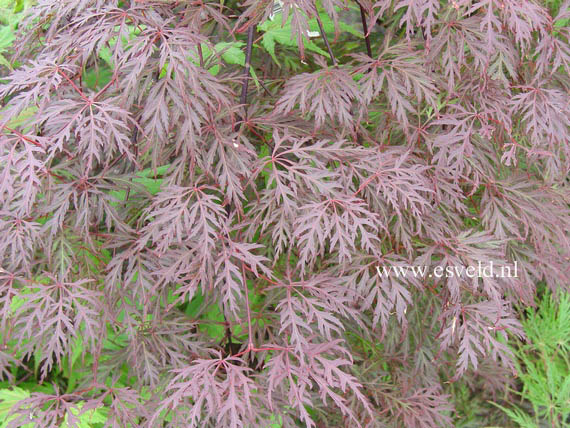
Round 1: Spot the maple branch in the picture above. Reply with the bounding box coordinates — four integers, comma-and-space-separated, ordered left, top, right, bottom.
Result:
358, 2, 373, 58
240, 25, 255, 106
1, 125, 45, 150
241, 262, 254, 349
93, 73, 119, 101
235, 24, 255, 132
233, 344, 291, 359
57, 67, 90, 102
243, 263, 278, 285
197, 43, 205, 68
315, 12, 337, 66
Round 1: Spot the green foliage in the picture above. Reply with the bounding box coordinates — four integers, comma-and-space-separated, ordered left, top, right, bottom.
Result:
61, 403, 108, 428
108, 164, 170, 202
0, 385, 108, 428
0, 387, 30, 427
493, 292, 570, 427
258, 4, 361, 65
0, 0, 32, 70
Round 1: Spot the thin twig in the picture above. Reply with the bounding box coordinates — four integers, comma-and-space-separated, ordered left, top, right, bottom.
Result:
233, 25, 255, 132
358, 3, 373, 57
239, 25, 255, 109
315, 12, 337, 66
258, 78, 273, 97
93, 73, 118, 101
197, 43, 205, 68
241, 262, 254, 349
57, 67, 90, 102
1, 125, 45, 150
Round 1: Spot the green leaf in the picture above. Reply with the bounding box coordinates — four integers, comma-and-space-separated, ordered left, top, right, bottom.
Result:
83, 65, 113, 90
0, 387, 31, 428
61, 402, 108, 428
215, 41, 246, 66
108, 165, 169, 203
184, 292, 205, 318
0, 26, 14, 50
64, 337, 85, 393
98, 46, 113, 69
132, 165, 169, 195
190, 42, 246, 76
3, 105, 37, 129
258, 15, 329, 65
135, 164, 170, 178
257, 8, 362, 65
0, 26, 14, 70
201, 303, 225, 340
490, 402, 538, 428
0, 53, 10, 69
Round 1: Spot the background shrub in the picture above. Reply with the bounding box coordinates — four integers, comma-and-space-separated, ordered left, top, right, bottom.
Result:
493, 291, 570, 428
